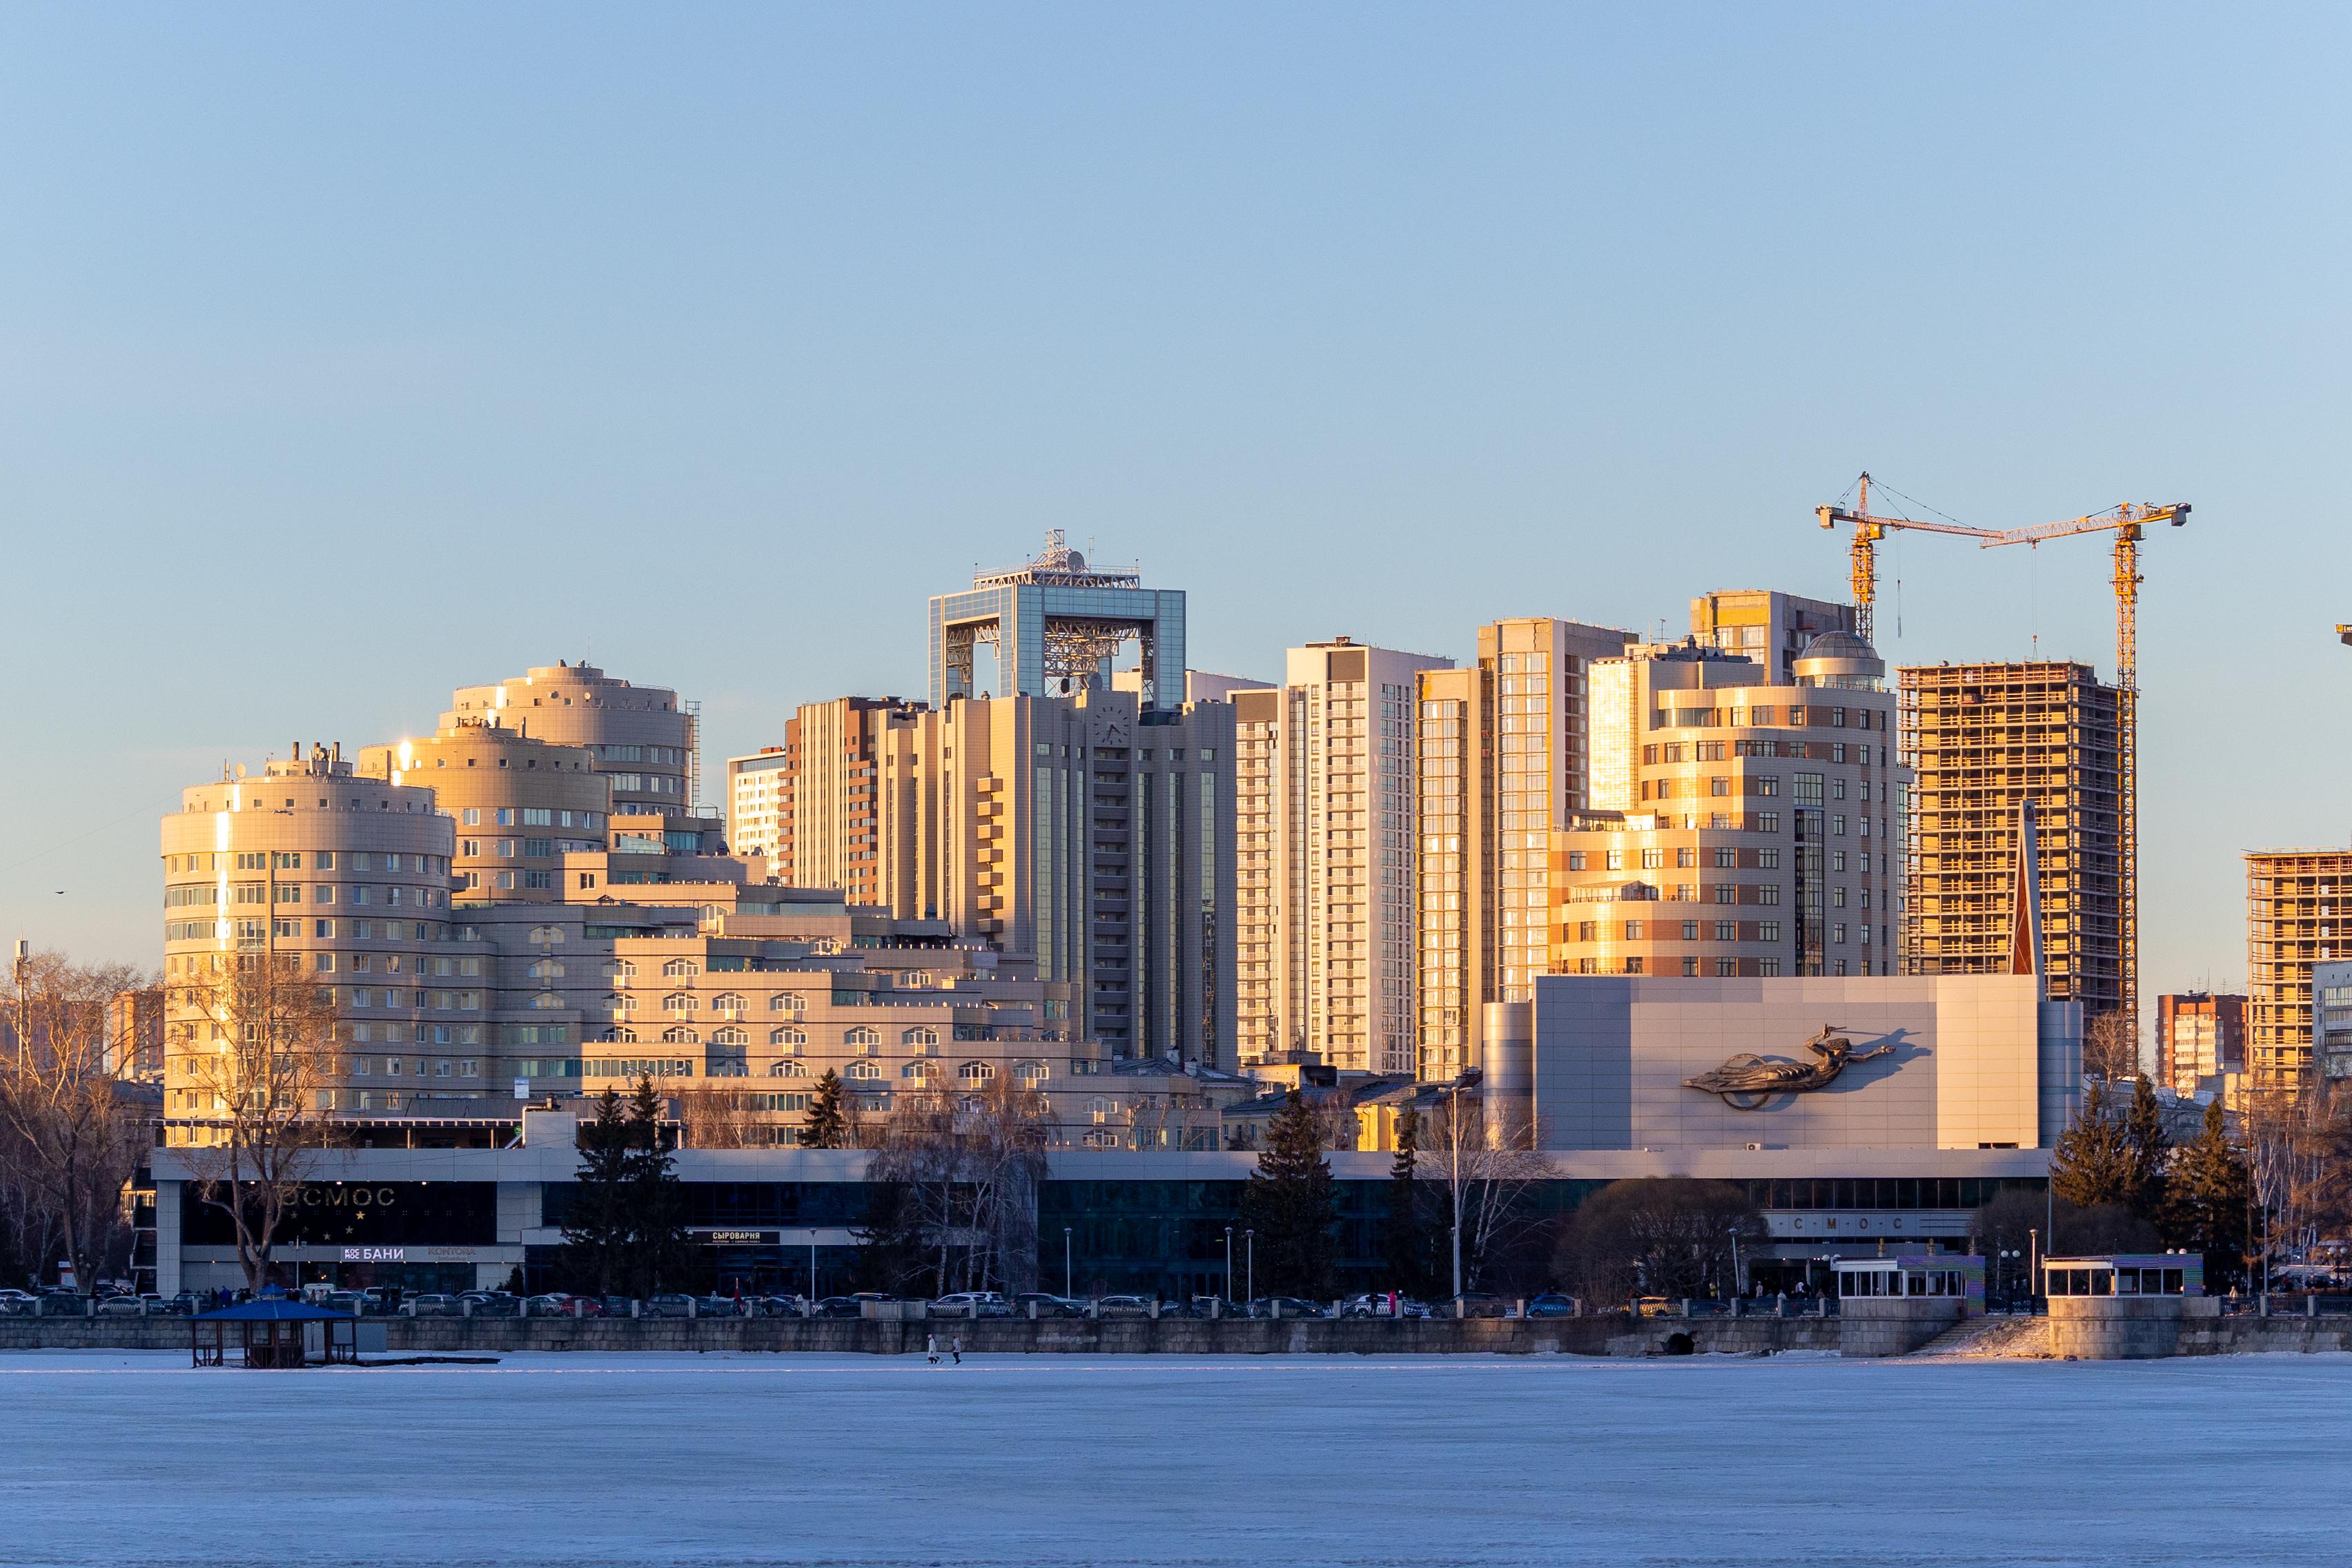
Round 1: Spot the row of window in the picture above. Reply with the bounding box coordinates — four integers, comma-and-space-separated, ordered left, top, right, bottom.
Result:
169, 852, 444, 874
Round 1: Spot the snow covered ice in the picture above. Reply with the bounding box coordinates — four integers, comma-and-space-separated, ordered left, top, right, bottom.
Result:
3, 1349, 2343, 1567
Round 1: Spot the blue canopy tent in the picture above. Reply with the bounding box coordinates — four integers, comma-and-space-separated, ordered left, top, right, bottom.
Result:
190, 1299, 360, 1368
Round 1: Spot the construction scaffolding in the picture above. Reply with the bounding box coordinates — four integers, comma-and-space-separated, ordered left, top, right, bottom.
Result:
1899, 662, 2130, 1023
2242, 848, 2352, 1092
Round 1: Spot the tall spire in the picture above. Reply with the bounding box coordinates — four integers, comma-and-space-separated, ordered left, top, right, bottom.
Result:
2007, 797, 2044, 994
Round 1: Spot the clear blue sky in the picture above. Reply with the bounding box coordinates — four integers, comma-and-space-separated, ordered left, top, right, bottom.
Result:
3, 5, 2344, 1009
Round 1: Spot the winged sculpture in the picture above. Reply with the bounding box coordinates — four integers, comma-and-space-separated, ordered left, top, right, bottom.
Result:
1682, 1024, 1894, 1109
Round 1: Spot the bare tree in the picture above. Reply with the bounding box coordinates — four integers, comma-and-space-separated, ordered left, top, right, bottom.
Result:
868, 1079, 1050, 1296
2083, 1011, 2139, 1084
1416, 1086, 1547, 1298
0, 952, 155, 1296
170, 954, 342, 1291
676, 1084, 763, 1149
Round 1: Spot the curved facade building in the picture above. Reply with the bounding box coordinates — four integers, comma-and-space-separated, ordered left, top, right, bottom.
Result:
160, 745, 459, 1130
355, 720, 610, 905
443, 660, 696, 815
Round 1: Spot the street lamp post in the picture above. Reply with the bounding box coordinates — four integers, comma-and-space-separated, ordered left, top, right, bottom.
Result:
1245, 1230, 1254, 1304
1064, 1226, 1073, 1299
1729, 1228, 1744, 1299
1224, 1227, 1234, 1303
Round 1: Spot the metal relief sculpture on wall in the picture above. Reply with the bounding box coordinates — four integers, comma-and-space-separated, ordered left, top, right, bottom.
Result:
1682, 1025, 1894, 1110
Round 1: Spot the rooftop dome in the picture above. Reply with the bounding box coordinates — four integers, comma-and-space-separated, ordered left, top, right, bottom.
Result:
1792, 630, 1885, 689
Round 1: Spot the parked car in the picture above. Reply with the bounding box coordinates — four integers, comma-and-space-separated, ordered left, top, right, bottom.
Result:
1091, 1295, 1156, 1319
95, 1293, 148, 1317
323, 1291, 364, 1315
404, 1294, 462, 1318
812, 1296, 865, 1319
647, 1293, 697, 1318
1633, 1297, 1676, 1318
1011, 1292, 1085, 1318
932, 1291, 1013, 1319
165, 1292, 203, 1317
36, 1291, 86, 1317
0, 1288, 37, 1317
1340, 1293, 1423, 1319
695, 1295, 742, 1318
598, 1295, 637, 1318
523, 1294, 577, 1317
1243, 1297, 1326, 1320
1526, 1293, 1578, 1319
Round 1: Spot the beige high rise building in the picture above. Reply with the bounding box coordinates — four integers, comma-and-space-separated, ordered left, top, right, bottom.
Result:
1414, 616, 1630, 1079
772, 696, 926, 907
160, 746, 462, 1132
357, 721, 610, 905
1688, 589, 1859, 686
1234, 638, 1449, 1074
444, 661, 698, 815
1901, 661, 2129, 1026
727, 747, 790, 860
1549, 634, 1903, 980
2244, 848, 2352, 1092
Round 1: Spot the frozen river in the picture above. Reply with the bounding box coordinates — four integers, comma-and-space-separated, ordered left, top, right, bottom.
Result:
3, 1349, 2340, 1567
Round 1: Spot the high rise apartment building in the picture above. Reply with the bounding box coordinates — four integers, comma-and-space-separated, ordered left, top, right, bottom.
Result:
749, 696, 925, 907
2244, 849, 2352, 1092
1688, 590, 1859, 685
880, 689, 1235, 1066
1900, 662, 2129, 1025
1549, 634, 1903, 981
160, 747, 462, 1133
2156, 991, 2246, 1097
445, 661, 699, 814
1413, 617, 1630, 1079
1233, 638, 1448, 1074
727, 747, 790, 860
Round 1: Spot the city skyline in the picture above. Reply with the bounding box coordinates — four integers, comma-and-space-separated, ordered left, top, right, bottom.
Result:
4, 6, 2347, 1007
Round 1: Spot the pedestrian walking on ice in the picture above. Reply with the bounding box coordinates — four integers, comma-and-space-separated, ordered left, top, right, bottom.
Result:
926, 1333, 939, 1365
951, 1335, 963, 1365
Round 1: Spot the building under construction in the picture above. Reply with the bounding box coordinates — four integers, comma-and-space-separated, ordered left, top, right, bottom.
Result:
2242, 848, 2352, 1092
1899, 661, 2130, 1026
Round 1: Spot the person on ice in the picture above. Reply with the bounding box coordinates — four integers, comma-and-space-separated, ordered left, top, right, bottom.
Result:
925, 1333, 939, 1365
950, 1335, 963, 1365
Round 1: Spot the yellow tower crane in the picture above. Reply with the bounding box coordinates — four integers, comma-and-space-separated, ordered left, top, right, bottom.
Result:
1815, 474, 2189, 1035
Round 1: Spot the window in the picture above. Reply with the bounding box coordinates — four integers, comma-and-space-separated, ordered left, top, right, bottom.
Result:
1683, 921, 1699, 941
711, 992, 746, 1018
1015, 1061, 1049, 1086
1715, 921, 1736, 941
1624, 920, 1644, 940
901, 1061, 933, 1081
661, 1026, 699, 1043
711, 1026, 749, 1046
903, 1026, 939, 1050
1714, 847, 1737, 868
770, 992, 805, 1015
662, 958, 699, 979
846, 1026, 880, 1052
959, 1061, 996, 1084
845, 1061, 882, 1081
770, 1027, 805, 1051
1709, 777, 1729, 796
663, 992, 697, 1016
768, 1059, 806, 1077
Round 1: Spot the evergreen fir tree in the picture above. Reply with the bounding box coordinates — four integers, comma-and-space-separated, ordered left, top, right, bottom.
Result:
623, 1077, 691, 1297
852, 1178, 924, 1295
2050, 1080, 2139, 1211
2123, 1075, 2172, 1219
1383, 1106, 1432, 1297
2161, 1099, 2251, 1291
560, 1087, 633, 1295
804, 1068, 849, 1150
1239, 1089, 1339, 1299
